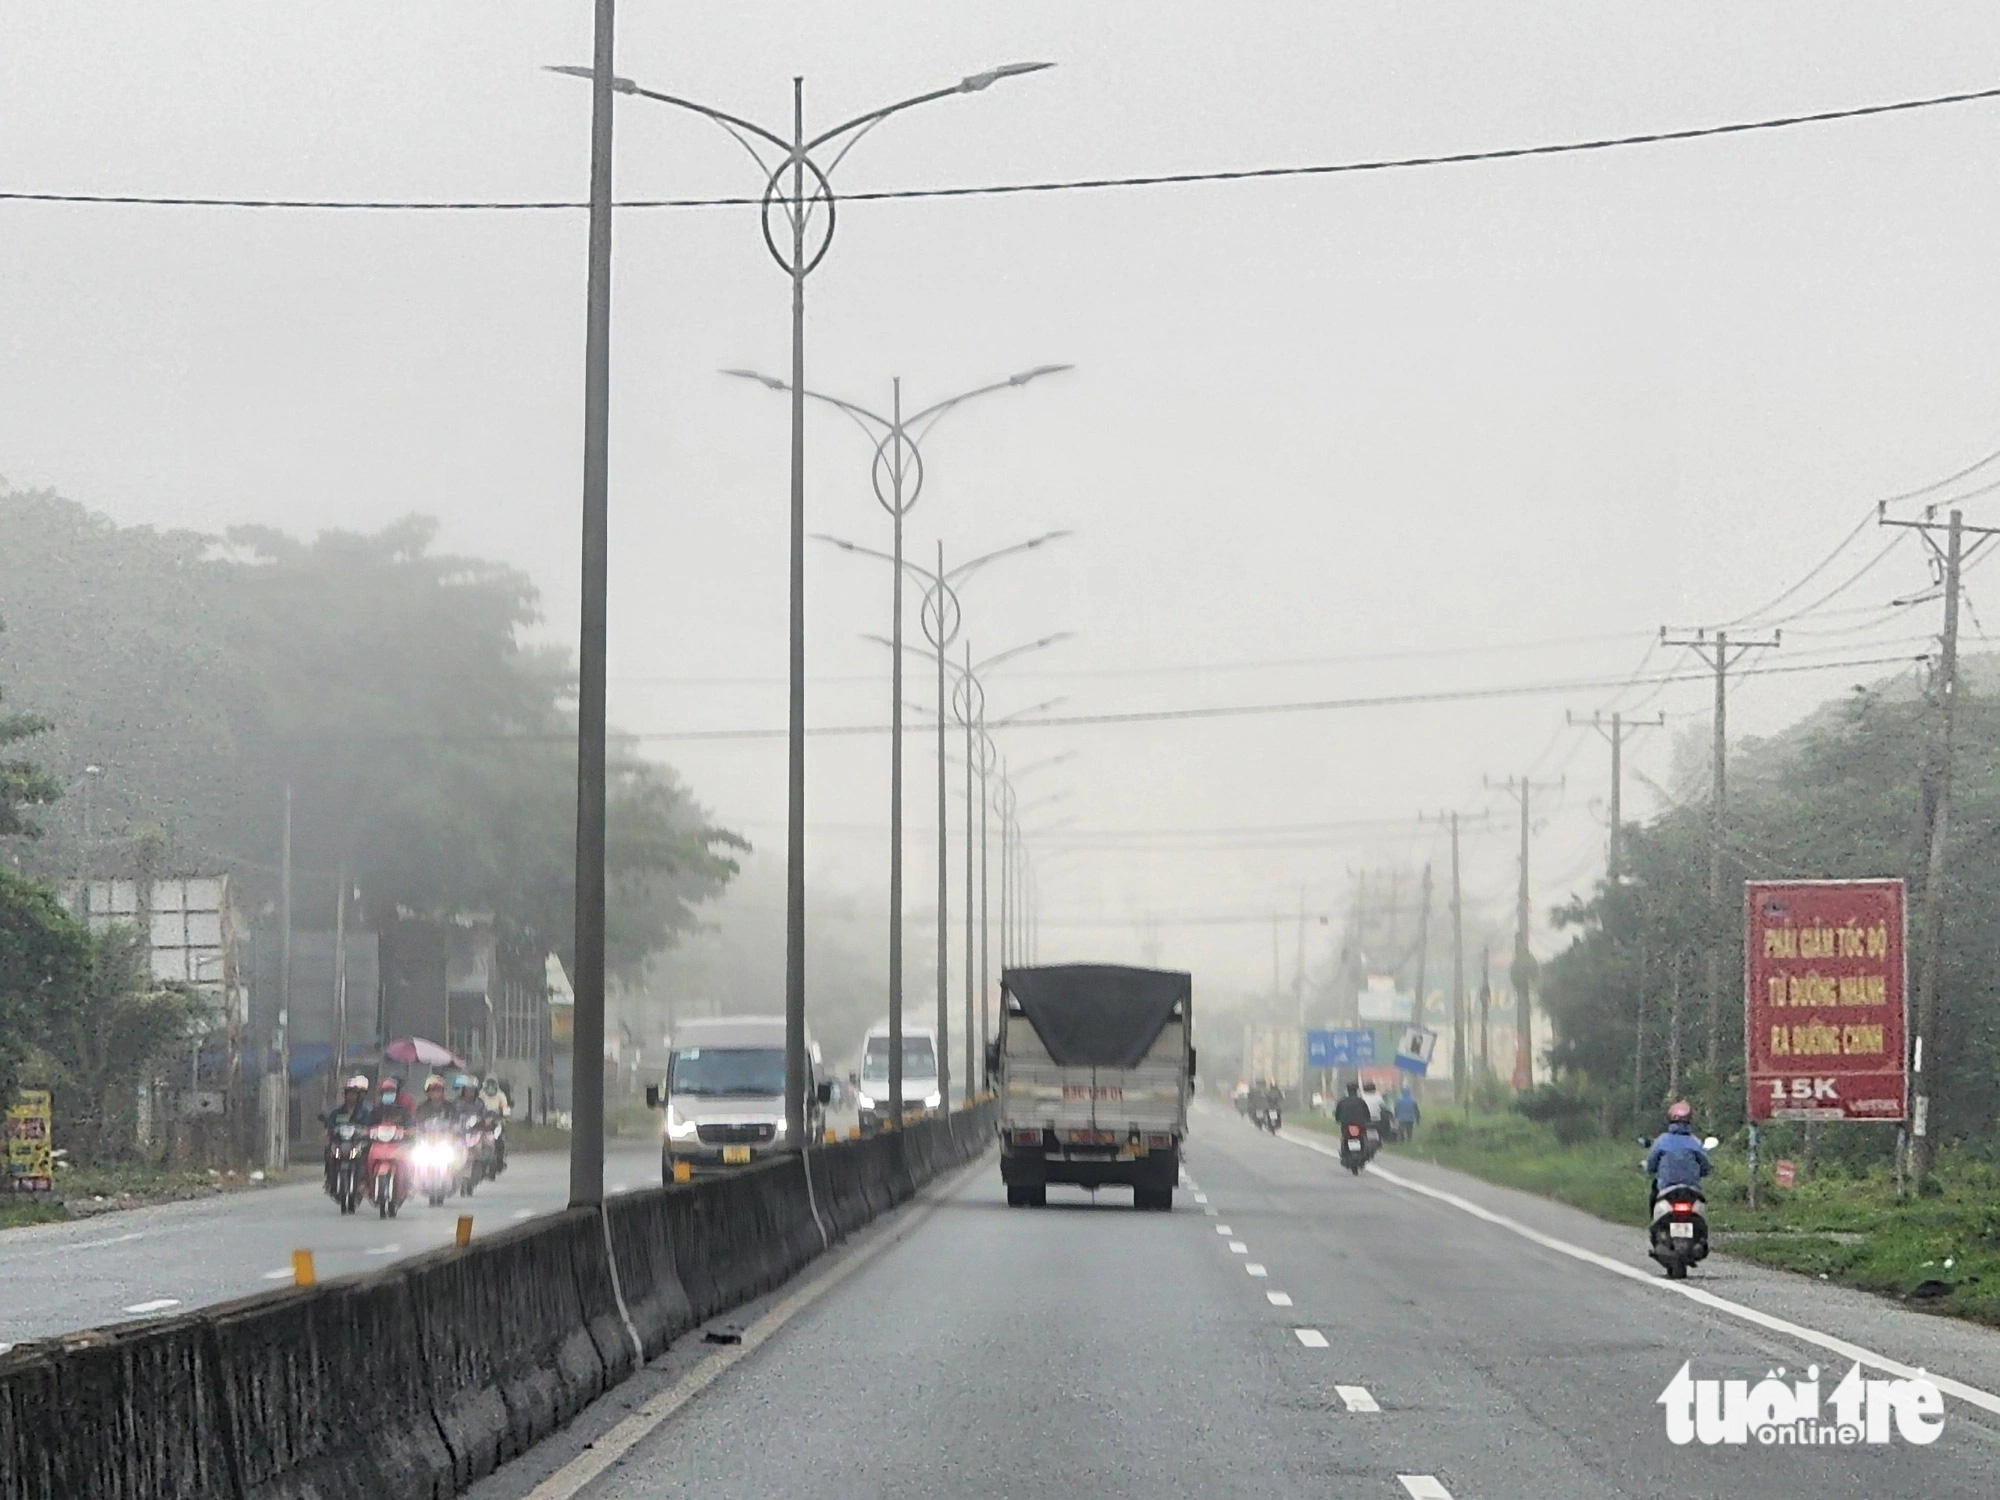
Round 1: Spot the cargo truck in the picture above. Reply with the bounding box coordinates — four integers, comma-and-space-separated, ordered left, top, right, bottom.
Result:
991, 964, 1194, 1210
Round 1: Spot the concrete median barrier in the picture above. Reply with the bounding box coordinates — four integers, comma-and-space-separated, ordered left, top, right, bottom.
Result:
0, 1102, 998, 1500
5, 1311, 232, 1500
207, 1270, 452, 1500
602, 1190, 695, 1359
407, 1208, 608, 1483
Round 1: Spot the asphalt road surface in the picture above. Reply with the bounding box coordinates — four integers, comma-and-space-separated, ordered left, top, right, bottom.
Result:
0, 1142, 661, 1348
483, 1099, 2000, 1500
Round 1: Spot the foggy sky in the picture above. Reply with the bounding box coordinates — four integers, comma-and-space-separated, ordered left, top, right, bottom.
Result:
2, 4, 1994, 999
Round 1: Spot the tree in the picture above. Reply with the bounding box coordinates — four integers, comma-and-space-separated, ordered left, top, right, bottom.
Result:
0, 491, 741, 983
0, 870, 88, 1109
0, 617, 59, 838
30, 926, 209, 1161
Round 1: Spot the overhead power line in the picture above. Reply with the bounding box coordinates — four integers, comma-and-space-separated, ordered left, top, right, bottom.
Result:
639, 650, 1921, 743
8, 82, 2000, 212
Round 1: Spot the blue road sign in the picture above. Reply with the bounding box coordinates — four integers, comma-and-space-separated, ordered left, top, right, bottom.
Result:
1307, 1029, 1375, 1068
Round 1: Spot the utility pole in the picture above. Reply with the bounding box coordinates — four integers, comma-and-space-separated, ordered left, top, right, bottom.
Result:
1410, 863, 1433, 1032
1447, 815, 1465, 1104
1295, 889, 1308, 1019
276, 782, 293, 1174
1477, 943, 1491, 1078
1879, 505, 1999, 1174
1566, 710, 1665, 881
1487, 776, 1562, 1092
1660, 627, 1780, 1083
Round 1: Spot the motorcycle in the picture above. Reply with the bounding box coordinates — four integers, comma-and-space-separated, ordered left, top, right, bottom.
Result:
456, 1117, 490, 1195
367, 1122, 409, 1218
325, 1121, 367, 1214
1340, 1121, 1369, 1175
409, 1119, 463, 1207
1642, 1134, 1719, 1279
1252, 1101, 1283, 1134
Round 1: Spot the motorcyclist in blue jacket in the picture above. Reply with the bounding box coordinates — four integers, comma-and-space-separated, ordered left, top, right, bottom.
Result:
1645, 1100, 1712, 1201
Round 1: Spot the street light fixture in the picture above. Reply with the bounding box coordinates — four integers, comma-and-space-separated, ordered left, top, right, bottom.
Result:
550, 58, 1053, 1153
732, 368, 1067, 1125
820, 528, 1072, 1120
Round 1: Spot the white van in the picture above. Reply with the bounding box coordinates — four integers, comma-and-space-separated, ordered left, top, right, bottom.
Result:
647, 1016, 826, 1180
854, 1021, 941, 1134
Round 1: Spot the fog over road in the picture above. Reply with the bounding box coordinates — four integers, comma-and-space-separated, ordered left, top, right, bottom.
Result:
490, 1105, 2000, 1500
0, 1144, 660, 1348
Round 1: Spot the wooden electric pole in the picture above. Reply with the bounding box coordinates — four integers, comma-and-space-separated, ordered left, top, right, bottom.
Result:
1660, 626, 1780, 1081
1487, 775, 1563, 1092
1566, 709, 1665, 881
1879, 505, 2000, 1175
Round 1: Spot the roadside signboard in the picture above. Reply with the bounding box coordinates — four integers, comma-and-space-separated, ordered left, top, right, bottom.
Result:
5, 1089, 53, 1192
1774, 1159, 1797, 1189
1306, 1028, 1375, 1069
1394, 1026, 1438, 1076
1745, 879, 1906, 1124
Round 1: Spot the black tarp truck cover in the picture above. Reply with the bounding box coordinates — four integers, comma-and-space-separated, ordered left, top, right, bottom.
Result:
1002, 965, 1190, 1068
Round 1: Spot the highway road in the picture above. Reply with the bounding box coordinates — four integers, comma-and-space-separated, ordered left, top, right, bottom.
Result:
482, 1100, 2000, 1500
0, 1143, 661, 1349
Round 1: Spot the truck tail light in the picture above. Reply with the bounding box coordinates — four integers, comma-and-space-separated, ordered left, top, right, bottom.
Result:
1146, 1133, 1174, 1149
1013, 1129, 1042, 1147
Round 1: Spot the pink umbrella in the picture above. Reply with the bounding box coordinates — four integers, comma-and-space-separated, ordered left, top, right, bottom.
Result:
383, 1036, 464, 1069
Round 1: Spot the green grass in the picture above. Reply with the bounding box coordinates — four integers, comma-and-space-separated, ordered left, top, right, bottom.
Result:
0, 1196, 64, 1229
1300, 1109, 2000, 1327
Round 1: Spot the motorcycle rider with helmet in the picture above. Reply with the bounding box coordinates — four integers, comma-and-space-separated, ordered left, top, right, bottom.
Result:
414, 1074, 456, 1126
1644, 1100, 1713, 1204
1332, 1081, 1372, 1130
321, 1074, 372, 1193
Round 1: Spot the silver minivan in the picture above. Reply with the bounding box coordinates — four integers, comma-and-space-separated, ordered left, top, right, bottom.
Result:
646, 1016, 827, 1180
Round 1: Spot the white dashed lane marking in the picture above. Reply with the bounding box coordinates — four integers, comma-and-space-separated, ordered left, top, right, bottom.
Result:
260, 1267, 293, 1281
1398, 1478, 1452, 1500
1194, 1192, 1208, 1204
512, 1209, 536, 1220
1293, 1328, 1329, 1348
1246, 1263, 1267, 1277
1336, 1384, 1380, 1412
363, 1243, 403, 1256
121, 1298, 180, 1315
1265, 1291, 1292, 1306
1228, 1241, 1247, 1254
1214, 1224, 1232, 1235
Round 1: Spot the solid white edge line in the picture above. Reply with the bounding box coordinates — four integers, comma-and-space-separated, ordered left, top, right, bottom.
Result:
1335, 1383, 1380, 1412
1397, 1476, 1452, 1499
523, 1156, 986, 1500
1277, 1126, 2000, 1419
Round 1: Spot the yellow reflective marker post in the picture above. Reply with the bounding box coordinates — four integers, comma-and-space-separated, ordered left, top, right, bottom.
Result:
824, 1129, 838, 1145
455, 1215, 474, 1247
672, 1160, 692, 1184
290, 1249, 316, 1286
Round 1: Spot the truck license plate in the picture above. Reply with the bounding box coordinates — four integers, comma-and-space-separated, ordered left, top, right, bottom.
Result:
722, 1145, 751, 1165
1668, 1221, 1695, 1239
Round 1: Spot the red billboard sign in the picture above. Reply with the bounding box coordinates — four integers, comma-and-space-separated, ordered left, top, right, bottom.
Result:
1745, 880, 1906, 1124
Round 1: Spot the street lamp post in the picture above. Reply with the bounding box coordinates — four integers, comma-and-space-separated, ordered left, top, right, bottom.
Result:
730, 367, 1067, 1124
819, 530, 1070, 1114
559, 58, 1053, 1151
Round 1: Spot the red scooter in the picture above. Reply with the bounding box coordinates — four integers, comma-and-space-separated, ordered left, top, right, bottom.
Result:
367, 1122, 410, 1218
